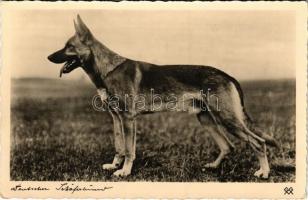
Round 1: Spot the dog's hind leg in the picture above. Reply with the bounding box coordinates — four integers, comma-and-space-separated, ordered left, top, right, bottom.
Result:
250, 142, 270, 179
221, 118, 270, 178
214, 83, 270, 178
197, 113, 232, 168
102, 111, 125, 170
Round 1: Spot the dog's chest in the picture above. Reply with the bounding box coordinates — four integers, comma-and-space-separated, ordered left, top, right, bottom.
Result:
97, 88, 108, 102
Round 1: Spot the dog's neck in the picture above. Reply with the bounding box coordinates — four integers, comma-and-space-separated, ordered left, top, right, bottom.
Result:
83, 39, 126, 89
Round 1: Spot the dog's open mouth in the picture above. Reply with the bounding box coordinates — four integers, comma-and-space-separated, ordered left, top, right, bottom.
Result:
60, 58, 81, 77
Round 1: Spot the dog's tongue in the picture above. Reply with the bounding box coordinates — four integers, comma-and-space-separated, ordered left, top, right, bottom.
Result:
59, 66, 64, 78
59, 63, 67, 78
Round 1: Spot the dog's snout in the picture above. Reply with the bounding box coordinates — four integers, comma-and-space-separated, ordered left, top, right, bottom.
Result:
47, 54, 53, 62
47, 52, 59, 63
47, 48, 67, 64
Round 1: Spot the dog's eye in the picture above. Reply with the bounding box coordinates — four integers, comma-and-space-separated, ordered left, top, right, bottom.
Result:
66, 44, 74, 49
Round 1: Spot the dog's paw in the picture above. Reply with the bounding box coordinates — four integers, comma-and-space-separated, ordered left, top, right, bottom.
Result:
204, 162, 219, 169
113, 169, 131, 177
102, 163, 117, 170
254, 169, 269, 179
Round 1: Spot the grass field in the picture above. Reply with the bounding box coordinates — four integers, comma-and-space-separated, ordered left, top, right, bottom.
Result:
11, 78, 295, 182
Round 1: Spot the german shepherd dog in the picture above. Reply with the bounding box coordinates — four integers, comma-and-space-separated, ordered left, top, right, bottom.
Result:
48, 15, 278, 178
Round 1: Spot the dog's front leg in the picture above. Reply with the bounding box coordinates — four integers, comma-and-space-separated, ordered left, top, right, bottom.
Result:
113, 117, 136, 177
102, 111, 125, 170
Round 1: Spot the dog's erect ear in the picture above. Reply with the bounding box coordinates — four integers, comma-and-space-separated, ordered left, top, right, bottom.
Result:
74, 14, 93, 44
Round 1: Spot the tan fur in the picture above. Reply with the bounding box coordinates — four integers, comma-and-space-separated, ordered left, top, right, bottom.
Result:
48, 15, 274, 179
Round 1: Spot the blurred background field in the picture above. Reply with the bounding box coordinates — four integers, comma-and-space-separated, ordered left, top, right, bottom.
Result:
10, 78, 295, 182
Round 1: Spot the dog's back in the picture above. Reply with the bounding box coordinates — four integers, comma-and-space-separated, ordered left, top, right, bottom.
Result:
106, 59, 236, 96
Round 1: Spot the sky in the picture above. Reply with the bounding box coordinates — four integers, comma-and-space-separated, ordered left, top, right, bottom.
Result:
6, 9, 295, 80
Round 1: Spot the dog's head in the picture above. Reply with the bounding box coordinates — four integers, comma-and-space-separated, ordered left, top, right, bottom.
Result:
47, 15, 94, 77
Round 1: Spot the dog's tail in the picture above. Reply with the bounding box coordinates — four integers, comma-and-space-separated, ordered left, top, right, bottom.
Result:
243, 107, 280, 148
229, 77, 280, 149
